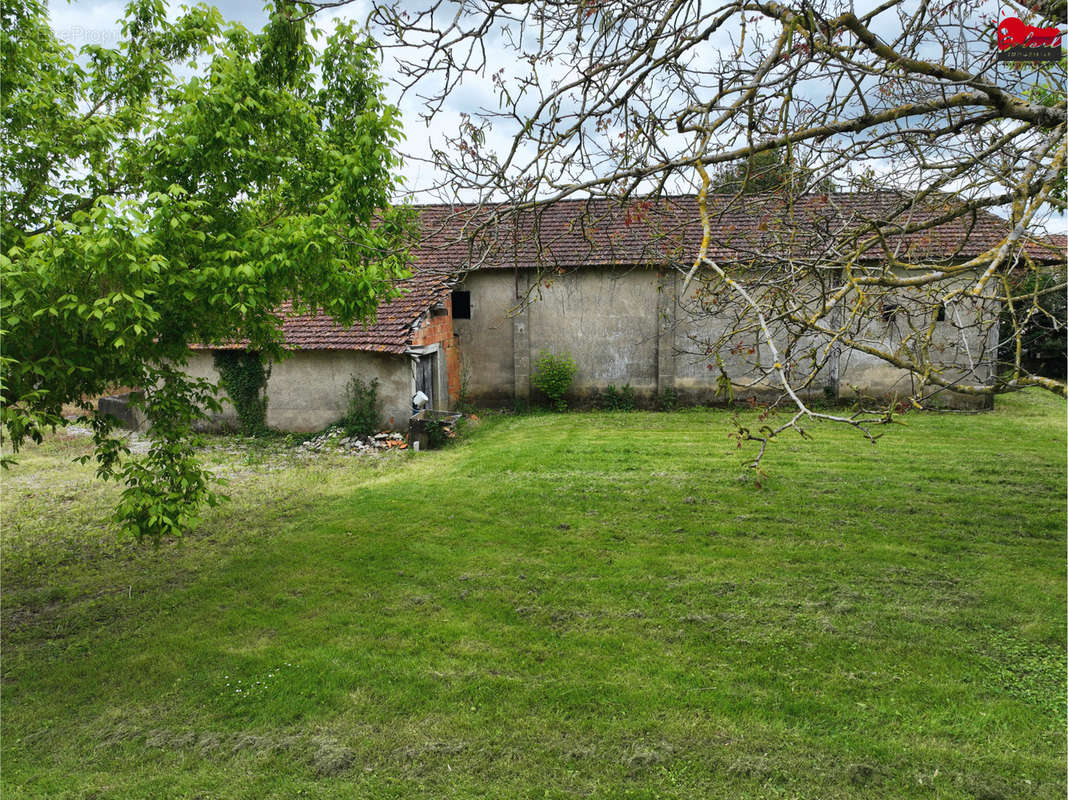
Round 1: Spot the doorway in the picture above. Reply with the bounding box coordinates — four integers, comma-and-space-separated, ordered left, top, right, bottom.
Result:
415, 352, 437, 410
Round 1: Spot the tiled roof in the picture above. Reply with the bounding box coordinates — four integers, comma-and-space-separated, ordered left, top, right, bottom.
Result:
271, 269, 453, 354
409, 193, 1066, 270
200, 193, 1063, 354
1025, 231, 1067, 261
200, 268, 452, 355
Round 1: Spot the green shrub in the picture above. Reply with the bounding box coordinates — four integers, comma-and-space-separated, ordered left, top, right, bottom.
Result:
214, 351, 270, 435
531, 351, 578, 411
598, 383, 636, 411
341, 376, 379, 436
423, 418, 450, 449
655, 387, 679, 411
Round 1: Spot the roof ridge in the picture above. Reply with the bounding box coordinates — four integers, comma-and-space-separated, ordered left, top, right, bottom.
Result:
398, 189, 985, 212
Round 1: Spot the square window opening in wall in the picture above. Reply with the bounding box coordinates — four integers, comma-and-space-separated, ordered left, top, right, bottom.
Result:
452, 290, 471, 319
936, 303, 947, 322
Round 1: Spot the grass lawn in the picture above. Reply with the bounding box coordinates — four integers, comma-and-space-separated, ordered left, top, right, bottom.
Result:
1, 392, 1065, 799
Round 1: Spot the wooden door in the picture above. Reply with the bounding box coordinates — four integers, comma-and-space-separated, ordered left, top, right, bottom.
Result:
416, 354, 435, 410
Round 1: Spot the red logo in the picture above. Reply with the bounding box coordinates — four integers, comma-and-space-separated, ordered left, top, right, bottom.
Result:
997, 17, 1063, 61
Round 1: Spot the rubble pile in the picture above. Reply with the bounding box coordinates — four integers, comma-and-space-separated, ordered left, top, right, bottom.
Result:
61, 424, 151, 455
296, 427, 408, 454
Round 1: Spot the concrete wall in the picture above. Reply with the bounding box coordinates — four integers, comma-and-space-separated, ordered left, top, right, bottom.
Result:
527, 268, 661, 400
184, 265, 997, 428
452, 271, 520, 406
456, 268, 664, 406
185, 349, 413, 432
673, 270, 779, 402
456, 266, 814, 407
834, 285, 998, 409
453, 267, 997, 408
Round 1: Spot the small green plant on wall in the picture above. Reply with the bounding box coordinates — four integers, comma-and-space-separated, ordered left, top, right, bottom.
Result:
532, 350, 577, 411
456, 353, 474, 414
213, 351, 270, 435
342, 376, 380, 436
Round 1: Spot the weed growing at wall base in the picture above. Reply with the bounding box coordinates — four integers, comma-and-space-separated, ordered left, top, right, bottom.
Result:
597, 383, 637, 411
531, 350, 578, 411
341, 376, 380, 437
422, 418, 450, 448
656, 387, 679, 411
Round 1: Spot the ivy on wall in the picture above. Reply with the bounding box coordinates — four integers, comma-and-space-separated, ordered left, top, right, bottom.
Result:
213, 351, 271, 435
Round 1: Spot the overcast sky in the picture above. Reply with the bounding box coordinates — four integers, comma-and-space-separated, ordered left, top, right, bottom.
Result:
49, 0, 495, 201
47, 1, 1067, 235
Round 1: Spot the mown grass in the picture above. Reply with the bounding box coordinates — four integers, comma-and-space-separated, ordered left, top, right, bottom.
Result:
1, 393, 1065, 799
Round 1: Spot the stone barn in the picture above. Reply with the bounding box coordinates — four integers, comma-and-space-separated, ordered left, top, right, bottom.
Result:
184, 192, 1057, 431
185, 269, 459, 432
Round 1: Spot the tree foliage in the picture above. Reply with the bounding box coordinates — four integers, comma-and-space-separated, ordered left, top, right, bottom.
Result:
1, 0, 410, 539
999, 268, 1068, 380
710, 149, 833, 195
324, 0, 1065, 464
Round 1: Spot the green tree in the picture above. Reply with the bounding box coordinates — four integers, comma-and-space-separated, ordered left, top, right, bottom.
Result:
1, 0, 411, 540
999, 269, 1068, 381
710, 149, 833, 195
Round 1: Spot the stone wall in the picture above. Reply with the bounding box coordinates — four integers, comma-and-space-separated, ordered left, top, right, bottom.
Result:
451, 271, 518, 406
452, 266, 997, 408
185, 349, 413, 432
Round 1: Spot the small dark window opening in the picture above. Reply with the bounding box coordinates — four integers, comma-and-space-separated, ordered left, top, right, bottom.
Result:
936, 304, 947, 322
452, 290, 471, 319
880, 302, 900, 323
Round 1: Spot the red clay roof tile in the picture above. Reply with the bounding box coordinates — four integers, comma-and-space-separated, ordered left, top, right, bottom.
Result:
199, 193, 1063, 353
409, 193, 1064, 271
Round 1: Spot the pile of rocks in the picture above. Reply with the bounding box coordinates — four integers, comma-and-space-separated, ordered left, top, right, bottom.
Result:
296, 427, 408, 454
61, 423, 151, 455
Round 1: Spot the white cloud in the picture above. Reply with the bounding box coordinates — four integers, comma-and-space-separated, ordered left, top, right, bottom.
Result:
49, 1, 126, 47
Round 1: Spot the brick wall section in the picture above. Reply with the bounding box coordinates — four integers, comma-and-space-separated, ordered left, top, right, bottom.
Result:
410, 294, 461, 407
